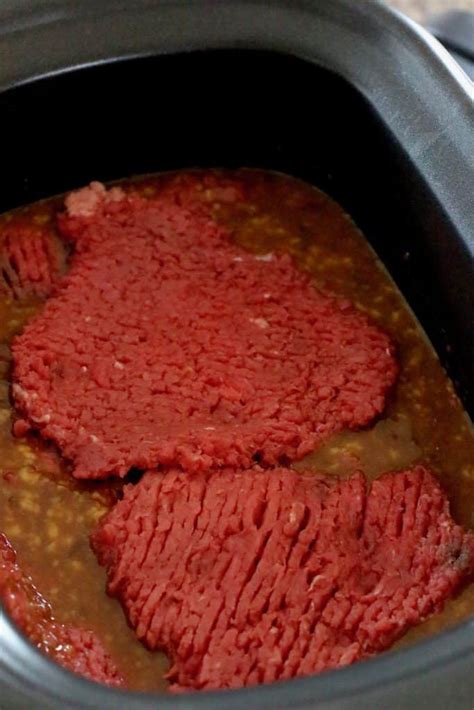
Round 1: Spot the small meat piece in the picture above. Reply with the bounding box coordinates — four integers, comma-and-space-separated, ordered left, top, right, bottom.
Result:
92, 465, 474, 691
12, 179, 397, 479
0, 534, 124, 687
1, 224, 63, 299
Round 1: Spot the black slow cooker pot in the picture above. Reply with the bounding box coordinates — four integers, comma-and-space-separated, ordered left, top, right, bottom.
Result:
0, 1, 473, 708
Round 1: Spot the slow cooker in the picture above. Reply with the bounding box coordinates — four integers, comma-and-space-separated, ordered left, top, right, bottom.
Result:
0, 1, 473, 708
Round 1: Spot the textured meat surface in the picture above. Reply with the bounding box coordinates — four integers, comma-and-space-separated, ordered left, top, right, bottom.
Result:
0, 533, 124, 686
1, 224, 63, 299
12, 179, 397, 479
92, 465, 474, 691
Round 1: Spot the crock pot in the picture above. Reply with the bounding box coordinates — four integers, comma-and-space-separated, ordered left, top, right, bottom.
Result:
0, 1, 473, 708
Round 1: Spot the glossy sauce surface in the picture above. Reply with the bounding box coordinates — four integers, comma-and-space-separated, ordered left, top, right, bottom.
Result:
0, 170, 473, 689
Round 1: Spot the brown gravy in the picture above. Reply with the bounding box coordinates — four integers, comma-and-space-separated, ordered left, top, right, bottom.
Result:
0, 169, 473, 690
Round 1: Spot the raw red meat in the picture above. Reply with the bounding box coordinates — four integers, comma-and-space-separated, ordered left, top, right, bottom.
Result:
1, 224, 63, 299
12, 179, 397, 479
92, 465, 474, 691
0, 533, 124, 687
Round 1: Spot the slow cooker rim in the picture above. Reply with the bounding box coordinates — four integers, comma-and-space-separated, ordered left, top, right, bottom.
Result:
0, 0, 471, 98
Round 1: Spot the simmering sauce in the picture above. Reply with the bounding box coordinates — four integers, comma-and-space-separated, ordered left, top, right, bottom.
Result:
0, 169, 473, 690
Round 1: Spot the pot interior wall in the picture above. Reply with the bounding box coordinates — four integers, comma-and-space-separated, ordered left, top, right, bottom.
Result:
1, 50, 472, 413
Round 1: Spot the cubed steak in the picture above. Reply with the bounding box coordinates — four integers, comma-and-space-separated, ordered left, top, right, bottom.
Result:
12, 179, 397, 479
92, 465, 474, 691
0, 533, 124, 687
1, 223, 63, 300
